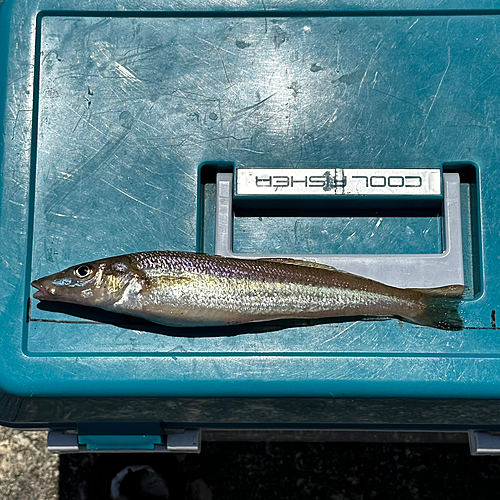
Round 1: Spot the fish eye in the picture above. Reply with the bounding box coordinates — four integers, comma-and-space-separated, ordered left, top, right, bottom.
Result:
74, 264, 93, 279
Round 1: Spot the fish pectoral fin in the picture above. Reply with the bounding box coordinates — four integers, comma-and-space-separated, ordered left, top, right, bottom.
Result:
257, 257, 339, 271
141, 275, 195, 293
154, 275, 195, 286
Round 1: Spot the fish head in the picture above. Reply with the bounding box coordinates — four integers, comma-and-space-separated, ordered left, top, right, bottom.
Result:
31, 256, 140, 308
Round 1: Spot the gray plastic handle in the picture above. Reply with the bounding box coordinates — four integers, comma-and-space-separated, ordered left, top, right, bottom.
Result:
214, 172, 464, 289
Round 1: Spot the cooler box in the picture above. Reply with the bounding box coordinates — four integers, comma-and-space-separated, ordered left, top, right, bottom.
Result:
1, 0, 499, 453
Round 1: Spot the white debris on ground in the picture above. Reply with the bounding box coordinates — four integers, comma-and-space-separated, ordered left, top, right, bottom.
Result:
0, 426, 59, 500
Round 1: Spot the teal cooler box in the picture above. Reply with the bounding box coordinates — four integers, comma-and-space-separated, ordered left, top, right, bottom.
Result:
0, 0, 498, 452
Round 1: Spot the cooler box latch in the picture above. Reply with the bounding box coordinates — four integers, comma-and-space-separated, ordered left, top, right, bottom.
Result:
47, 428, 201, 454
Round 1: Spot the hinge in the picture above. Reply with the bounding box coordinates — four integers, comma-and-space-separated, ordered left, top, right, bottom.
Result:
469, 431, 500, 455
47, 428, 201, 454
47, 430, 80, 453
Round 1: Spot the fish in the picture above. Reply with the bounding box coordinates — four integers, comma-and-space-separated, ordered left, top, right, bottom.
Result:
31, 251, 464, 330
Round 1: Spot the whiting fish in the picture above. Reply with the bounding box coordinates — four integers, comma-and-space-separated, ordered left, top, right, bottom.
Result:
32, 251, 463, 330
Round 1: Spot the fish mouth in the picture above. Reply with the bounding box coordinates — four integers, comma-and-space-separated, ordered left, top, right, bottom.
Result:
31, 280, 56, 301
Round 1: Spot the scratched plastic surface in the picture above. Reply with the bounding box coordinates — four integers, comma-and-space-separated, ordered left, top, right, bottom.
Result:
1, 0, 500, 406
232, 215, 443, 254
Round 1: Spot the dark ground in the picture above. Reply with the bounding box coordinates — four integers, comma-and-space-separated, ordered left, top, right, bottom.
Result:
3, 426, 500, 500
58, 439, 500, 500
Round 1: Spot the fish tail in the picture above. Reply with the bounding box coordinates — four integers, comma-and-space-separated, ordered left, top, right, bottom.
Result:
411, 295, 463, 331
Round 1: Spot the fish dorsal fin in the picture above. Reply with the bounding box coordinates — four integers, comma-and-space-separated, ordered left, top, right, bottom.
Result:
257, 257, 338, 272
407, 284, 465, 297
